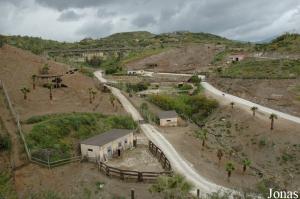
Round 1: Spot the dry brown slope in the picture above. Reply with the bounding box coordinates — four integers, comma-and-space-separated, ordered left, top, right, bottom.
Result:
209, 77, 300, 117
0, 45, 125, 120
126, 44, 220, 73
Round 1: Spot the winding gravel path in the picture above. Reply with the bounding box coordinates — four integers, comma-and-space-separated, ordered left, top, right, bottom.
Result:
94, 70, 229, 195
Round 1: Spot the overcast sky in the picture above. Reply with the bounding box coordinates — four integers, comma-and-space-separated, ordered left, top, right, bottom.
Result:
1, 0, 300, 42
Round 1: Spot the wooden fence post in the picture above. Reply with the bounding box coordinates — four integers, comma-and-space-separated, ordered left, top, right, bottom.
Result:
106, 166, 110, 177
138, 172, 143, 182
120, 171, 124, 180
131, 189, 135, 199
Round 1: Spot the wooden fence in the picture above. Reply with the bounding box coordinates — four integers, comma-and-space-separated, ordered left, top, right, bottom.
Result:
98, 161, 172, 182
148, 140, 172, 171
0, 80, 81, 169
0, 80, 31, 160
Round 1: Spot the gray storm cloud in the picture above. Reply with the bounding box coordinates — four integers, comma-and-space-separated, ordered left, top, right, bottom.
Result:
0, 0, 300, 41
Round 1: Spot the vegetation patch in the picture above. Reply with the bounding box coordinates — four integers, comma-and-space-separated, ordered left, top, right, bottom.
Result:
139, 103, 159, 124
256, 33, 300, 53
125, 82, 150, 93
26, 113, 137, 161
220, 58, 300, 79
0, 171, 17, 199
148, 94, 218, 125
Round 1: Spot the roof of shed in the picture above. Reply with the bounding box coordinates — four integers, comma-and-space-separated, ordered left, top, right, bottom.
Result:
80, 129, 133, 146
158, 110, 178, 119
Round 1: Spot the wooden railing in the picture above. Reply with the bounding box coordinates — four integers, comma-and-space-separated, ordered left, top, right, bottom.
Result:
148, 140, 172, 171
98, 161, 172, 182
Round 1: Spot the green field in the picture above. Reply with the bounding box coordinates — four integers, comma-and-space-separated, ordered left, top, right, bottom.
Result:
220, 58, 300, 79
26, 113, 137, 161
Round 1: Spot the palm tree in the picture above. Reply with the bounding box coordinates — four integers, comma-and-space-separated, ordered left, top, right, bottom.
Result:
251, 106, 258, 116
269, 113, 278, 130
230, 102, 235, 109
20, 87, 30, 100
32, 75, 36, 90
225, 162, 235, 182
198, 129, 208, 148
109, 94, 115, 107
242, 159, 251, 174
217, 149, 223, 166
92, 90, 97, 100
45, 83, 53, 100
88, 88, 93, 104
149, 174, 193, 199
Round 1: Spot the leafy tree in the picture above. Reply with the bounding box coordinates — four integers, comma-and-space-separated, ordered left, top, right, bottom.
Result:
86, 56, 102, 67
251, 106, 258, 116
149, 174, 193, 199
269, 113, 278, 130
242, 159, 251, 173
20, 87, 30, 100
225, 162, 235, 182
188, 75, 201, 84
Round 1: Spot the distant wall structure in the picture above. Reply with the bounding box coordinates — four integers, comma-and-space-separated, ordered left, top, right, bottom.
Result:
45, 47, 141, 62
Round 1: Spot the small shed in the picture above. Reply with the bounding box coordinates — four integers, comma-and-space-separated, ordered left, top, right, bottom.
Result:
158, 111, 178, 127
80, 129, 134, 162
229, 54, 245, 62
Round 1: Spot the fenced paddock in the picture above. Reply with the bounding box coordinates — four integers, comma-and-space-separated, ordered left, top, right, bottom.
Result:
98, 161, 172, 182
0, 80, 81, 169
148, 140, 172, 171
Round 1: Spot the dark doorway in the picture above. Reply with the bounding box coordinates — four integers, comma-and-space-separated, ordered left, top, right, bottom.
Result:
117, 149, 121, 157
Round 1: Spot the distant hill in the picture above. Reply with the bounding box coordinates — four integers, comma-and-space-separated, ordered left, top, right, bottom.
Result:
0, 31, 239, 55
255, 33, 300, 53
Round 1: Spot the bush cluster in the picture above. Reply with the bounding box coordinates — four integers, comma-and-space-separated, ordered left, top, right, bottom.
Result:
148, 94, 218, 125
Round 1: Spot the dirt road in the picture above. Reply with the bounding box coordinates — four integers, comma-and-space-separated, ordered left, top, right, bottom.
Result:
201, 81, 300, 124
94, 70, 230, 195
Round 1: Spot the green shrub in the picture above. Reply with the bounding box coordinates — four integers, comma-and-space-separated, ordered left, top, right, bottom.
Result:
188, 75, 201, 84
178, 83, 193, 90
126, 82, 150, 92
0, 135, 11, 151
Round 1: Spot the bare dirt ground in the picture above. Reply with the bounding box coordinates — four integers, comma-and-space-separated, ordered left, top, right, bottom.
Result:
15, 162, 159, 199
0, 89, 27, 168
107, 144, 163, 172
125, 44, 219, 73
126, 92, 300, 192
0, 45, 157, 198
209, 77, 300, 117
0, 45, 125, 121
